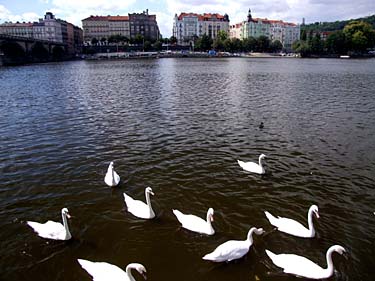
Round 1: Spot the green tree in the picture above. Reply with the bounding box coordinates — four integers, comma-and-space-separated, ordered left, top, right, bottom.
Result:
292, 40, 311, 57
169, 36, 177, 45
153, 40, 162, 51
243, 37, 257, 52
344, 21, 375, 51
195, 34, 212, 51
270, 40, 283, 52
257, 35, 270, 52
91, 38, 98, 45
217, 30, 228, 42
310, 33, 324, 54
325, 31, 348, 54
213, 37, 225, 51
231, 38, 243, 52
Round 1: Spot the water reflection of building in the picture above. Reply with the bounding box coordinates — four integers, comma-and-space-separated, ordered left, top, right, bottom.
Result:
229, 9, 300, 51
173, 13, 230, 45
82, 10, 160, 43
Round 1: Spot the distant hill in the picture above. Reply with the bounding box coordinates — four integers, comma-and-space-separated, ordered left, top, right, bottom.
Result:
301, 14, 375, 32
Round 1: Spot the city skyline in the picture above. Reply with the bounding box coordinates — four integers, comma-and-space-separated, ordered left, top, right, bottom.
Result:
0, 0, 374, 37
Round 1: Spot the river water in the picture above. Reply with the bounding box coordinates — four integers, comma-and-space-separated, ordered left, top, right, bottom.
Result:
0, 57, 375, 281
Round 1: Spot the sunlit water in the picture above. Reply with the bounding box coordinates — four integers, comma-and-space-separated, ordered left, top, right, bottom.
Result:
1, 58, 375, 281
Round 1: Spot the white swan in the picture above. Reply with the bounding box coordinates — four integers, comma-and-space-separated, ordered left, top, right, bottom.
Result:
104, 161, 120, 187
264, 205, 319, 238
203, 227, 264, 262
266, 245, 346, 279
27, 208, 72, 240
78, 259, 147, 281
237, 154, 266, 174
123, 187, 155, 219
173, 208, 215, 235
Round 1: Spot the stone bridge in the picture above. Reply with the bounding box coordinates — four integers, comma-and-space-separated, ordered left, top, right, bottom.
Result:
0, 34, 67, 65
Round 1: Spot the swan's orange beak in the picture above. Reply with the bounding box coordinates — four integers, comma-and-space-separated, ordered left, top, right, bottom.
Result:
66, 213, 72, 219
315, 211, 320, 219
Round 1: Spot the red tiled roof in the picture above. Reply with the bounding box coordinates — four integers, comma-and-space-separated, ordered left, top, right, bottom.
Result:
178, 12, 227, 21
108, 16, 129, 21
82, 15, 109, 21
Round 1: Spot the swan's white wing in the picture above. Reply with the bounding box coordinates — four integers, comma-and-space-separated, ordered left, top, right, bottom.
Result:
27, 220, 65, 239
273, 217, 310, 237
173, 210, 210, 233
237, 160, 263, 174
124, 193, 152, 219
203, 240, 249, 262
266, 250, 326, 279
104, 169, 120, 186
78, 259, 128, 281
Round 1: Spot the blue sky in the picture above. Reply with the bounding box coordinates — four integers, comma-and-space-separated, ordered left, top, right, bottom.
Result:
1, 0, 374, 37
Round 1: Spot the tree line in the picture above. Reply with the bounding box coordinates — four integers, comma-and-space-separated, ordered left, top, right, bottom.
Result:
292, 21, 375, 57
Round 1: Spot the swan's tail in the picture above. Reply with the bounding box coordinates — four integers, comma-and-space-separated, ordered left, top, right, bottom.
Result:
77, 259, 96, 274
172, 209, 183, 220
237, 160, 245, 169
265, 249, 277, 262
26, 221, 41, 232
202, 253, 215, 261
264, 211, 279, 227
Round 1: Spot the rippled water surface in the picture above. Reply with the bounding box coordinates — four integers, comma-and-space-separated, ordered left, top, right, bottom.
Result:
1, 58, 375, 281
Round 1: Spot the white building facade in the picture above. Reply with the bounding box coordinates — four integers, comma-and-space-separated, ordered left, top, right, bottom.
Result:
173, 13, 230, 45
229, 9, 300, 51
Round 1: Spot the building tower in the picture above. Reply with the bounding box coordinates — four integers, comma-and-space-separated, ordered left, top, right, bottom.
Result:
247, 9, 252, 22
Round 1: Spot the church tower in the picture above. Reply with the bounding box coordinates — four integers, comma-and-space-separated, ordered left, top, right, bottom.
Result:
247, 9, 252, 22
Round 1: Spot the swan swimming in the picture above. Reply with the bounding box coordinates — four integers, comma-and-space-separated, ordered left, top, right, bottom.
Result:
264, 205, 319, 238
173, 208, 215, 235
123, 187, 155, 219
78, 259, 147, 281
202, 227, 264, 262
104, 161, 120, 187
27, 208, 72, 240
266, 245, 346, 279
237, 154, 266, 174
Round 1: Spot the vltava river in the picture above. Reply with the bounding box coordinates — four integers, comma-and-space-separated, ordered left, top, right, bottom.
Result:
1, 58, 375, 281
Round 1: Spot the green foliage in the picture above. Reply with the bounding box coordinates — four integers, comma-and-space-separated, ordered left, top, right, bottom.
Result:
292, 40, 311, 57
257, 36, 270, 52
153, 40, 162, 51
194, 34, 213, 51
270, 40, 283, 52
243, 37, 257, 52
91, 38, 98, 45
344, 21, 375, 51
325, 31, 348, 54
169, 36, 177, 45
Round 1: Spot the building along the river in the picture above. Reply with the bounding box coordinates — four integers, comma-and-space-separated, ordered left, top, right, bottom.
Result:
0, 12, 83, 55
82, 9, 160, 43
173, 12, 230, 46
229, 9, 300, 51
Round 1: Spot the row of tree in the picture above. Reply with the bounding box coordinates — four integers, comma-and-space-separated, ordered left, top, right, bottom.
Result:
293, 21, 375, 57
193, 30, 283, 53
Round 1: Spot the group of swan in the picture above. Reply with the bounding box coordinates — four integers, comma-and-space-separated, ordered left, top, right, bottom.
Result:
26, 159, 346, 280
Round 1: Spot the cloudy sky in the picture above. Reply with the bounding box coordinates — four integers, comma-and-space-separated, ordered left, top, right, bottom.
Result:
0, 0, 374, 37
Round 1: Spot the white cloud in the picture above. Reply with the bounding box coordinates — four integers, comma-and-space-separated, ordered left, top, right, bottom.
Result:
0, 5, 39, 23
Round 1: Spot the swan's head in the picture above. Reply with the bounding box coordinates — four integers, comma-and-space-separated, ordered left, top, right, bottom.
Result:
248, 227, 265, 239
146, 187, 154, 196
129, 263, 147, 279
330, 245, 346, 256
207, 208, 214, 222
62, 208, 71, 219
259, 154, 266, 159
109, 161, 114, 169
310, 205, 319, 219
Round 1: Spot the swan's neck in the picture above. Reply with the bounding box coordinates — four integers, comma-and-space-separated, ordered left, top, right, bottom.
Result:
307, 209, 316, 236
258, 156, 264, 169
206, 212, 213, 230
111, 166, 115, 186
125, 265, 136, 281
145, 191, 154, 216
247, 228, 262, 246
324, 248, 336, 278
61, 212, 71, 239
